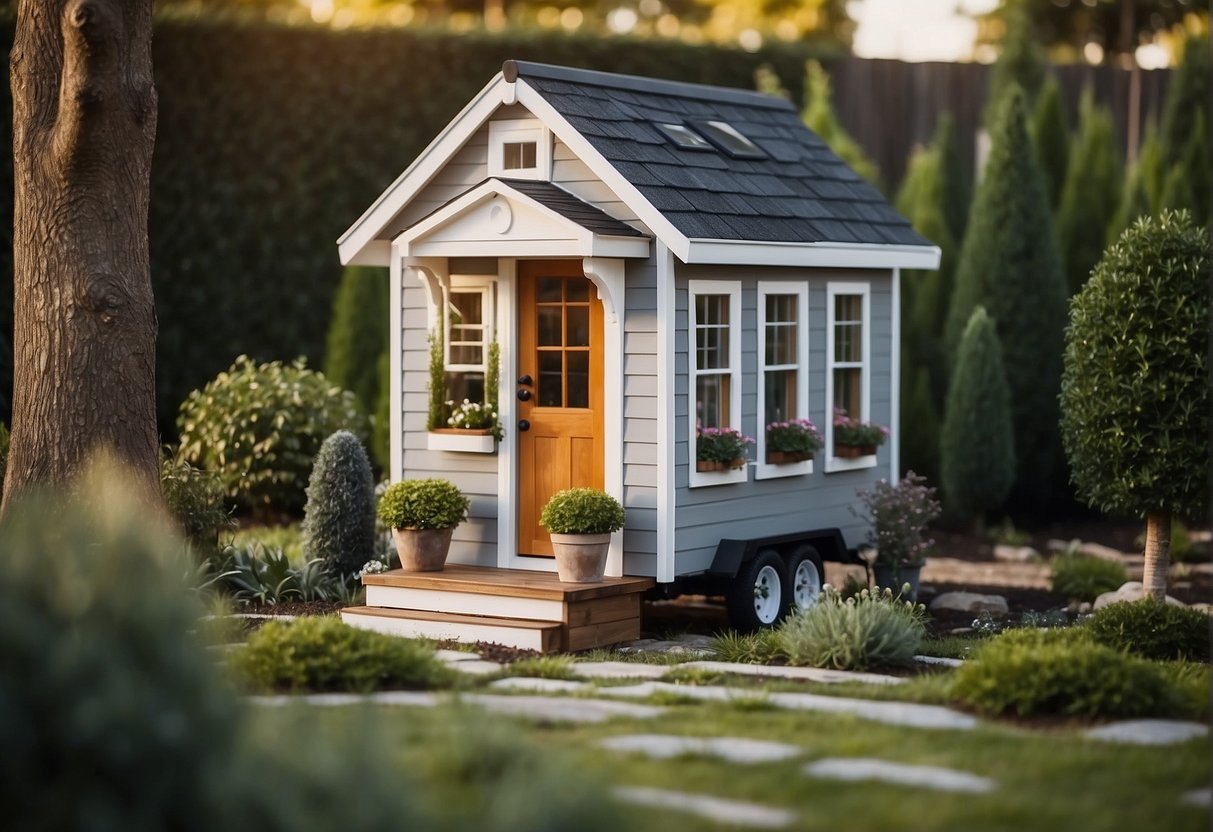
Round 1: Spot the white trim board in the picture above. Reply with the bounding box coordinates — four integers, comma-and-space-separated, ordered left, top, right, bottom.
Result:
824, 280, 877, 474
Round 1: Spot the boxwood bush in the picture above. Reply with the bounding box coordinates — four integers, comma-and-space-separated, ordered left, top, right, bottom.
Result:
951, 627, 1181, 718
377, 478, 469, 530
301, 430, 376, 578
1049, 552, 1128, 602
233, 617, 457, 693
1084, 599, 1211, 662
539, 488, 626, 535
177, 356, 369, 514
776, 586, 926, 671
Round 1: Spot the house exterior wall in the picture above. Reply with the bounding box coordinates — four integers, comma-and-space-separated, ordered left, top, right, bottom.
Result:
671, 263, 895, 576
621, 257, 660, 576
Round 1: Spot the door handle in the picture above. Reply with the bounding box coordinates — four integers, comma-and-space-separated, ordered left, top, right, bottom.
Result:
517, 374, 533, 386
518, 419, 530, 432
517, 388, 532, 401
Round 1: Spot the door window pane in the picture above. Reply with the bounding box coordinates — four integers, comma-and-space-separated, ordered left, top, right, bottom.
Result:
566, 306, 590, 347
538, 306, 562, 347
538, 351, 563, 407
566, 352, 589, 408
537, 277, 562, 303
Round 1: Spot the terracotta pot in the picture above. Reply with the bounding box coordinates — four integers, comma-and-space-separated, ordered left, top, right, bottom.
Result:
392, 527, 455, 572
835, 443, 877, 459
728, 457, 747, 470
550, 532, 611, 582
767, 450, 814, 465
696, 459, 722, 472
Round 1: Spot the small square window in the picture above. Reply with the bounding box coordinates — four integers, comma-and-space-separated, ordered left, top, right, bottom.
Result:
488, 119, 550, 181
503, 141, 537, 171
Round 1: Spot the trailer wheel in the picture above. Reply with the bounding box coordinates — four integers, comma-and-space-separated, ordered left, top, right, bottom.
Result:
785, 545, 824, 613
726, 549, 788, 632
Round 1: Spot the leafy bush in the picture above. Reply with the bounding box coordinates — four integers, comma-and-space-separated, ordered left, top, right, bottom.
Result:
233, 617, 457, 693
207, 543, 346, 606
177, 356, 369, 514
1050, 552, 1129, 602
378, 478, 469, 530
302, 431, 376, 578
951, 627, 1181, 718
776, 586, 926, 671
540, 488, 626, 535
161, 451, 233, 548
1162, 661, 1211, 720
853, 472, 941, 569
1085, 599, 1211, 662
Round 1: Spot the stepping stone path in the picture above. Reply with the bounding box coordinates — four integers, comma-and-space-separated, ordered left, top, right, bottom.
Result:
914, 655, 965, 668
600, 733, 802, 764
616, 634, 716, 656
600, 682, 979, 730
252, 691, 664, 723
614, 786, 795, 829
1085, 720, 1209, 746
433, 650, 504, 676
679, 660, 906, 686
572, 661, 672, 680
1182, 788, 1211, 808
489, 677, 590, 694
804, 758, 996, 794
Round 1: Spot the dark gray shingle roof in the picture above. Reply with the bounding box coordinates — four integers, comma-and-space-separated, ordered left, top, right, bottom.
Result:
499, 178, 645, 237
505, 61, 929, 248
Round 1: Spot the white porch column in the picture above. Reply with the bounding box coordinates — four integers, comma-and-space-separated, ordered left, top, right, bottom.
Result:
583, 257, 625, 578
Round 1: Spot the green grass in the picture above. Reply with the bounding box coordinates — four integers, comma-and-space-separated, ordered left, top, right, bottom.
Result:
256, 697, 1211, 832
920, 633, 990, 660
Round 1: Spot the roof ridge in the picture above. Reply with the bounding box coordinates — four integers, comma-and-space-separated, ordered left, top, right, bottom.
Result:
503, 60, 794, 112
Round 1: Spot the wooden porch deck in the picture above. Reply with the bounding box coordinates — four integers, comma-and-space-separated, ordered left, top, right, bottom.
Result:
341, 564, 655, 653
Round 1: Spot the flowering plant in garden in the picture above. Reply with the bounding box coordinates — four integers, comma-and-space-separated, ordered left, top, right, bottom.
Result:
833, 408, 889, 448
445, 399, 503, 440
766, 418, 823, 455
851, 472, 941, 568
696, 427, 754, 465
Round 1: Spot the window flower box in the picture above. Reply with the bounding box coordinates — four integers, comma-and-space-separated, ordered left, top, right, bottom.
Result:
696, 457, 747, 473
427, 428, 497, 454
767, 450, 815, 465
834, 443, 877, 459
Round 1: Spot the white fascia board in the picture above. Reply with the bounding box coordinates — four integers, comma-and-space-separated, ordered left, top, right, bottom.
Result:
684, 239, 942, 270
336, 73, 509, 266
514, 81, 692, 261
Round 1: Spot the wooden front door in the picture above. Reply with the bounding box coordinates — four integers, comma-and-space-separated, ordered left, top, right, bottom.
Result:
517, 261, 605, 557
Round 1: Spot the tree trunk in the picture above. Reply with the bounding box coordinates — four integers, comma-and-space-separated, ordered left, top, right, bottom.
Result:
5, 0, 159, 509
1141, 511, 1171, 601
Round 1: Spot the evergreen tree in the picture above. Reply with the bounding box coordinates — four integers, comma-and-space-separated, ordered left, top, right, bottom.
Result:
372, 350, 392, 473
324, 265, 390, 415
983, 1, 1046, 128
941, 307, 1014, 527
1057, 89, 1122, 295
301, 430, 377, 578
1160, 110, 1210, 224
1159, 34, 1211, 171
1030, 76, 1069, 210
900, 365, 941, 484
802, 60, 881, 187
1108, 126, 1161, 243
932, 113, 970, 243
945, 86, 1067, 507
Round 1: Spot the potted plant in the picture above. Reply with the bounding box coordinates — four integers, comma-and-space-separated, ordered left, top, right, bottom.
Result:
377, 478, 470, 571
765, 418, 823, 464
851, 472, 941, 601
539, 488, 626, 582
695, 427, 754, 472
426, 336, 503, 453
833, 408, 889, 458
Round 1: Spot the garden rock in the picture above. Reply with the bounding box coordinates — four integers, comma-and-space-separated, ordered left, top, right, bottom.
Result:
929, 591, 1009, 616
679, 660, 906, 686
465, 694, 665, 723
994, 544, 1039, 563
600, 734, 802, 764
616, 634, 715, 656
804, 758, 996, 794
1092, 581, 1184, 610
1085, 720, 1208, 746
614, 786, 795, 829
915, 655, 964, 668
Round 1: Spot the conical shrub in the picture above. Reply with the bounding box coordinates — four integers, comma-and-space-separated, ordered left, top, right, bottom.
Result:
1030, 76, 1069, 209
324, 265, 390, 416
301, 430, 376, 578
1057, 89, 1122, 295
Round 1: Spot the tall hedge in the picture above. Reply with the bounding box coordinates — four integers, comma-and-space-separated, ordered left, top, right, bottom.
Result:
1030, 76, 1069, 210
941, 307, 1014, 525
982, 2, 1045, 127
932, 113, 969, 244
324, 265, 390, 416
945, 85, 1067, 508
1057, 90, 1121, 295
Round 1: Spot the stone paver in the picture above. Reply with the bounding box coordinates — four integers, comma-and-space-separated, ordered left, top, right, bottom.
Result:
447, 659, 505, 676
572, 661, 672, 680
436, 649, 482, 663
617, 634, 716, 656
614, 786, 795, 829
1085, 720, 1209, 746
914, 655, 965, 668
679, 660, 906, 686
600, 733, 802, 764
1182, 787, 1211, 808
600, 682, 978, 730
251, 691, 439, 708
462, 694, 666, 723
489, 677, 591, 694
805, 758, 996, 794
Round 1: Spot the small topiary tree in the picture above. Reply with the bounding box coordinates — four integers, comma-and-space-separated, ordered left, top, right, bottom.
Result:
1060, 210, 1210, 601
323, 265, 390, 417
301, 430, 376, 579
1057, 89, 1122, 296
940, 307, 1014, 527
177, 355, 369, 514
1030, 76, 1069, 210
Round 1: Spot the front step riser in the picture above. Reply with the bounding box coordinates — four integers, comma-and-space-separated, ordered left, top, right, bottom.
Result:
341, 610, 550, 652
365, 585, 566, 621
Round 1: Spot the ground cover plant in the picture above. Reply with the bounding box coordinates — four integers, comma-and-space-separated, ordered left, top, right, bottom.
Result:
1049, 551, 1128, 602
1084, 599, 1211, 662
777, 585, 926, 670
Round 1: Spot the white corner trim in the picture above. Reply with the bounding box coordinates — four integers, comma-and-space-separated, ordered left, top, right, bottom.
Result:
496, 259, 517, 568
655, 242, 676, 584
824, 280, 874, 475
598, 260, 626, 578
338, 73, 508, 265
685, 239, 941, 270
890, 267, 901, 482
389, 244, 404, 483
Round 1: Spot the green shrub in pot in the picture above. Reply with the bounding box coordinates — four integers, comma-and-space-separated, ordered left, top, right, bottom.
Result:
377, 478, 470, 572
540, 488, 626, 535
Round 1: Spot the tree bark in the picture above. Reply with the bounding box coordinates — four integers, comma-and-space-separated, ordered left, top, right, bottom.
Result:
1141, 511, 1171, 601
5, 0, 159, 509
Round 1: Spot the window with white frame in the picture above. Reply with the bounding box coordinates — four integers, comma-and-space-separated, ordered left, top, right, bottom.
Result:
688, 280, 744, 486
826, 282, 872, 466
488, 119, 551, 181
757, 283, 809, 478
444, 279, 495, 405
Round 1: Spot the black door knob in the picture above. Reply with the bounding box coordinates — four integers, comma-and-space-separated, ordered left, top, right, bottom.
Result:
517, 374, 533, 386
518, 419, 530, 432
517, 388, 532, 401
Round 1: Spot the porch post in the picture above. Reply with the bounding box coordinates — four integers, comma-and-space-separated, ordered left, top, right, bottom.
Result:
583, 257, 625, 577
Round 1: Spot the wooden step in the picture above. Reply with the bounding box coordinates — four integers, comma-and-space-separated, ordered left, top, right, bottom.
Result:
363, 564, 655, 602
341, 606, 563, 653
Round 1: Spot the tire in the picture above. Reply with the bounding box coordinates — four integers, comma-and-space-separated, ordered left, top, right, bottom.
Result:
726, 549, 788, 632
785, 545, 824, 613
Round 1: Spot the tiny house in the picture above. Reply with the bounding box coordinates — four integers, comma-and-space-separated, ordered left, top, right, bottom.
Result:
338, 61, 939, 649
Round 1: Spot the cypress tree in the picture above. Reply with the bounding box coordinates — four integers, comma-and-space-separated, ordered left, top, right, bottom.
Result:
1159, 34, 1211, 171
1108, 126, 1161, 243
802, 60, 881, 188
301, 430, 377, 579
1030, 76, 1069, 210
901, 365, 941, 485
983, 2, 1046, 128
1057, 89, 1122, 295
372, 350, 392, 473
1160, 110, 1210, 224
932, 113, 970, 243
941, 307, 1014, 527
324, 265, 390, 415
945, 85, 1067, 507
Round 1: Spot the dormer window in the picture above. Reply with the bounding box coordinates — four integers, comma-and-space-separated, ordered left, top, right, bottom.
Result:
489, 118, 550, 180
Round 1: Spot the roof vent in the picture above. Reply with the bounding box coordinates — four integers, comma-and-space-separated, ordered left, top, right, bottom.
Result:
695, 121, 766, 159
654, 122, 713, 151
